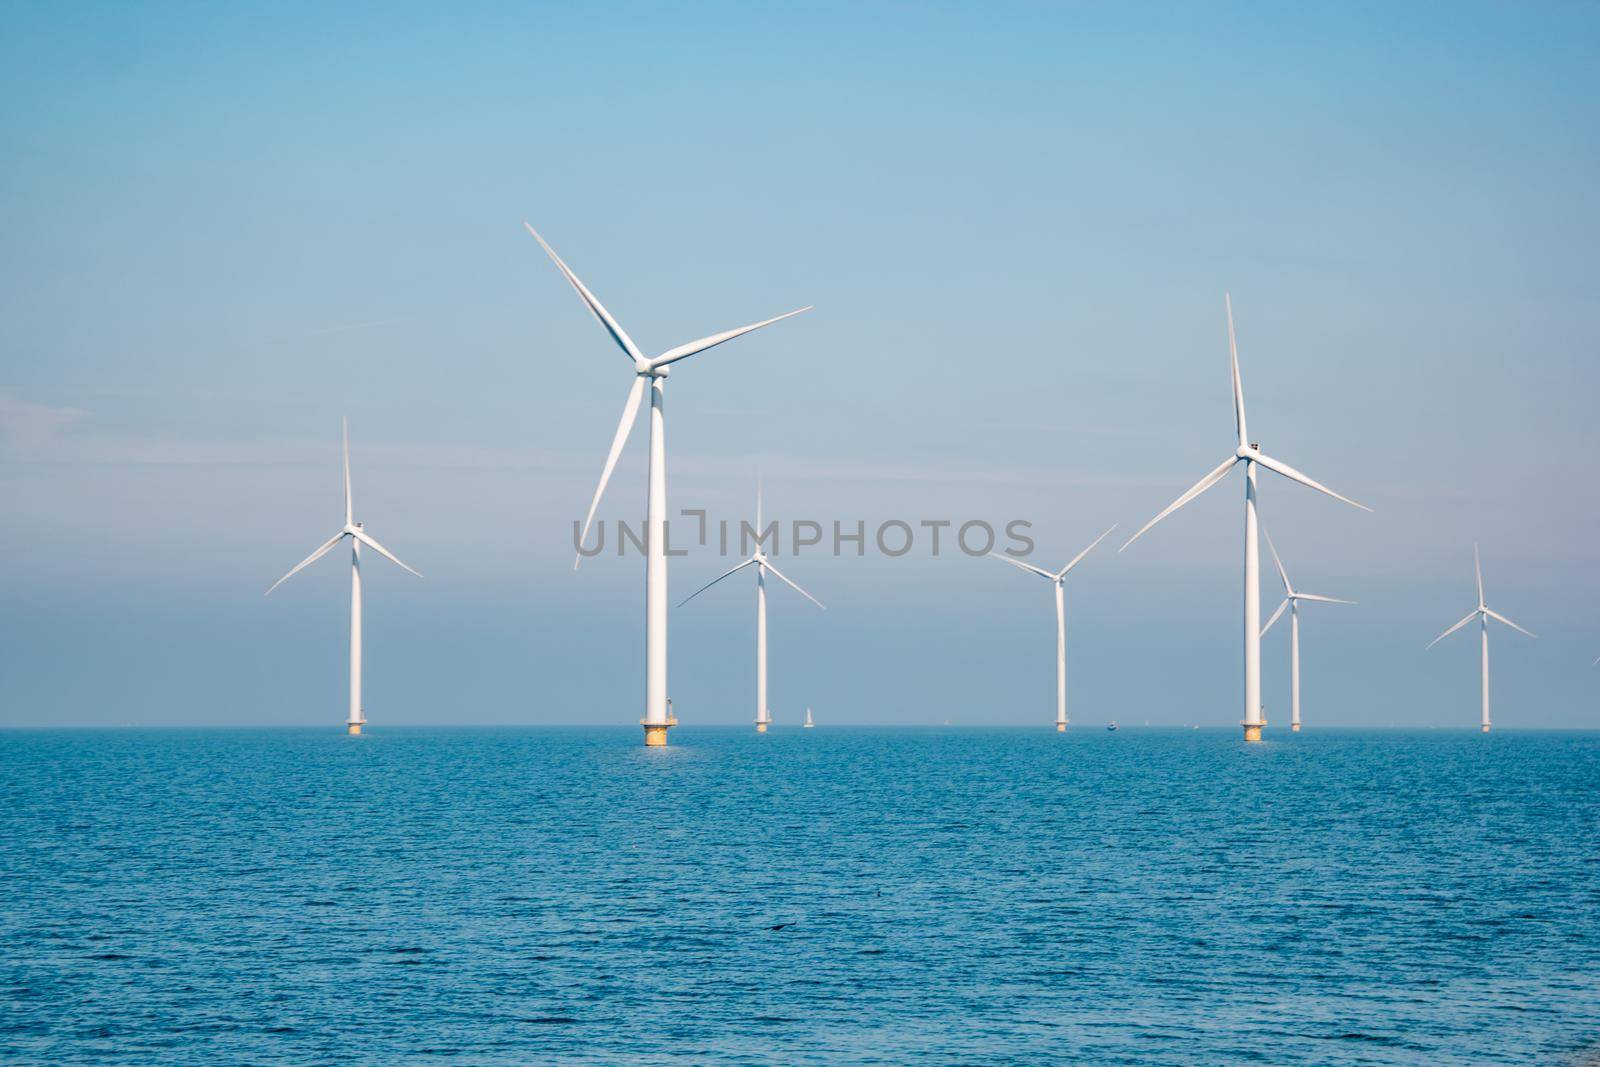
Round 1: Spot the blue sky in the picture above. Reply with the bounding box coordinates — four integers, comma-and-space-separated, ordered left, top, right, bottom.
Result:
2, 2, 1596, 727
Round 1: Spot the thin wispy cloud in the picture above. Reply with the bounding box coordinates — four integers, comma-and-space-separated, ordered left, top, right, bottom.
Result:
0, 394, 87, 447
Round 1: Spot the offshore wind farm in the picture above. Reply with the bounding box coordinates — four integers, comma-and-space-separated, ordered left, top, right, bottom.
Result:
3, 4, 1600, 1066
1260, 529, 1356, 733
1428, 544, 1537, 734
524, 223, 810, 746
987, 525, 1116, 731
263, 419, 422, 735
1119, 296, 1372, 742
680, 484, 826, 734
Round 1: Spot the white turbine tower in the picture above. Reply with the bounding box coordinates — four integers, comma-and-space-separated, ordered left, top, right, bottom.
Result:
525, 224, 810, 746
266, 419, 422, 734
988, 525, 1116, 732
1428, 544, 1535, 733
1259, 530, 1354, 732
680, 485, 824, 733
1121, 295, 1371, 741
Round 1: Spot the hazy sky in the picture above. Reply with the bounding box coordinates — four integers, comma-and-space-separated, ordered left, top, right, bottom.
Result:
2, 2, 1596, 728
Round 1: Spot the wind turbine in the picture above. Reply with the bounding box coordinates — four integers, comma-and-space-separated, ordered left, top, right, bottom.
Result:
1427, 544, 1535, 733
524, 224, 810, 746
1120, 295, 1371, 741
1259, 530, 1354, 732
265, 419, 422, 734
680, 484, 824, 733
988, 525, 1116, 732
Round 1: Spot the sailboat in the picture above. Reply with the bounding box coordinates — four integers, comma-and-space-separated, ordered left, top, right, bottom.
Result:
804, 707, 814, 729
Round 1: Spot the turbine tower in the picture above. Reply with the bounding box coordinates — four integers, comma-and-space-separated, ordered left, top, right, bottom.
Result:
988, 525, 1116, 731
1121, 296, 1371, 741
1428, 544, 1535, 732
525, 224, 810, 746
266, 419, 422, 734
1259, 529, 1354, 732
680, 484, 824, 733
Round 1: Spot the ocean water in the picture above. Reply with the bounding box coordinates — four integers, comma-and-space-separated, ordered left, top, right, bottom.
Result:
2, 726, 1598, 1066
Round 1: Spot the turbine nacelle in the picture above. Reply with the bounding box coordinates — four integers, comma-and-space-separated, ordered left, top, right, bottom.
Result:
987, 525, 1117, 585
1260, 530, 1355, 636
1428, 544, 1536, 649
265, 422, 422, 596
524, 223, 810, 570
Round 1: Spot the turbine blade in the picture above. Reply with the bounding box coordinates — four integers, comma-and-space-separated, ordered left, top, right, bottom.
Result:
1485, 608, 1535, 639
342, 416, 353, 526
1252, 452, 1373, 513
352, 528, 423, 578
1428, 609, 1481, 650
265, 531, 347, 596
1056, 524, 1117, 579
1261, 599, 1289, 637
760, 558, 826, 610
1227, 293, 1247, 448
988, 551, 1055, 581
677, 557, 758, 607
651, 306, 812, 369
523, 222, 644, 363
575, 375, 648, 570
1474, 543, 1484, 607
1296, 593, 1355, 605
1263, 527, 1292, 595
1120, 455, 1238, 551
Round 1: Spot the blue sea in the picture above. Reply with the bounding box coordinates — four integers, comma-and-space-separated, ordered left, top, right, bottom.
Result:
3, 727, 1598, 1065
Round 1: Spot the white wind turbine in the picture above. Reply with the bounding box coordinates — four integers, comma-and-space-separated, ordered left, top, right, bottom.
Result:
1427, 544, 1535, 733
1121, 295, 1371, 741
1259, 530, 1354, 732
266, 419, 422, 734
680, 485, 824, 733
525, 224, 810, 746
988, 525, 1116, 732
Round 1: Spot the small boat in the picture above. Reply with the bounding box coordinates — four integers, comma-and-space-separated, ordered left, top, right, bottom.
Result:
1106, 721, 1118, 732
803, 707, 814, 728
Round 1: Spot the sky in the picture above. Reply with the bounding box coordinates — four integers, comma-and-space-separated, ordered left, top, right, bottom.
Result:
1, 1, 1597, 728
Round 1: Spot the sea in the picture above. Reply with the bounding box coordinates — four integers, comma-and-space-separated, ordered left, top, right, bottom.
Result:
2, 726, 1598, 1065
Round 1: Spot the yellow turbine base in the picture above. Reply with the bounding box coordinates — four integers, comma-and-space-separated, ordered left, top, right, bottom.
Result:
1290, 722, 1301, 732
347, 723, 363, 736
1481, 723, 1491, 733
1243, 724, 1263, 743
756, 722, 768, 733
642, 717, 678, 747
1056, 722, 1066, 733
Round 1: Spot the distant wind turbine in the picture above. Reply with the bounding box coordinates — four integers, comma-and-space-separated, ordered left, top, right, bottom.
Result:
1121, 295, 1371, 741
1427, 544, 1535, 733
524, 223, 810, 747
989, 525, 1116, 732
1259, 530, 1354, 732
265, 419, 422, 734
680, 484, 824, 733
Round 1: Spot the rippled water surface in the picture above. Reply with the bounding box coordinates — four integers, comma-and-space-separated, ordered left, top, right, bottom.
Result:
3, 727, 1599, 1065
